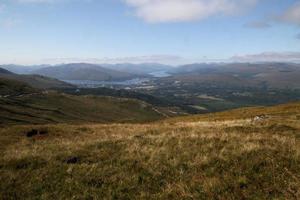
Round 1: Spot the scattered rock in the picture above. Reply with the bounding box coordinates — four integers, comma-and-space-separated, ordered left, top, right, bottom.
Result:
134, 135, 144, 139
252, 115, 268, 123
26, 129, 38, 137
65, 157, 79, 164
26, 128, 48, 137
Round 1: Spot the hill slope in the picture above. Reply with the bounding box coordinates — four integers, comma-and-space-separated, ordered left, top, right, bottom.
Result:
0, 92, 163, 125
0, 68, 14, 74
0, 68, 73, 89
0, 102, 299, 199
0, 78, 38, 96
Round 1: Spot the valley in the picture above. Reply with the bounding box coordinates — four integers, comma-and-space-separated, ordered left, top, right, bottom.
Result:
2, 62, 300, 115
1, 63, 300, 199
2, 1, 300, 198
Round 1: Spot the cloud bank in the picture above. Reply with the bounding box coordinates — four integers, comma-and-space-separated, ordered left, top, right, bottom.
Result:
231, 52, 300, 63
41, 55, 186, 65
123, 0, 258, 23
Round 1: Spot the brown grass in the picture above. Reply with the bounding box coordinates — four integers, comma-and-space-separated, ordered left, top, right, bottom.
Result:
0, 102, 300, 199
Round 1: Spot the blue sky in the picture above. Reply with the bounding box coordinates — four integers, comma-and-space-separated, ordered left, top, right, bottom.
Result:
0, 0, 300, 65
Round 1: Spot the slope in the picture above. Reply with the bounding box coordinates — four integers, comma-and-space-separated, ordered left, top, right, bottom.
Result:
0, 91, 163, 125
0, 68, 73, 89
0, 101, 299, 199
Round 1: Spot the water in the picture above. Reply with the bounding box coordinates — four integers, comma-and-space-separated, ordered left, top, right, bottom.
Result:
64, 78, 149, 88
149, 70, 171, 78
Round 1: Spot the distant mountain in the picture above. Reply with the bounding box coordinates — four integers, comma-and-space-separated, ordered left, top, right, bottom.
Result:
0, 64, 48, 74
0, 67, 73, 89
168, 63, 300, 89
171, 62, 300, 75
102, 63, 173, 75
168, 63, 220, 74
32, 63, 139, 81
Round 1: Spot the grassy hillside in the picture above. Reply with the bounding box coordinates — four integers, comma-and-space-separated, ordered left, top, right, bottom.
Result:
0, 92, 163, 125
0, 102, 299, 199
0, 78, 38, 96
0, 68, 73, 89
166, 101, 300, 122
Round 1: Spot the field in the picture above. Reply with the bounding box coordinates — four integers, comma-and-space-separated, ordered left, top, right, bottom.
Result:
0, 102, 299, 199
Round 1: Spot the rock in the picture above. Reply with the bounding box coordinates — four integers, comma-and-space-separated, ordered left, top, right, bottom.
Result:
26, 128, 48, 137
26, 129, 38, 137
65, 157, 79, 164
253, 115, 268, 122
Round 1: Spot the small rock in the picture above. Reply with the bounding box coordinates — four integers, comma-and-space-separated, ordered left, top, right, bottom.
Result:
26, 129, 38, 137
65, 157, 79, 164
253, 115, 268, 122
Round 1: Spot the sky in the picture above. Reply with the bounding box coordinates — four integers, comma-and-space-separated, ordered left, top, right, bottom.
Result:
0, 0, 300, 65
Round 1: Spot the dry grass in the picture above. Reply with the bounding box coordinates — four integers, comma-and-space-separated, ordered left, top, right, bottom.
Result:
0, 103, 300, 199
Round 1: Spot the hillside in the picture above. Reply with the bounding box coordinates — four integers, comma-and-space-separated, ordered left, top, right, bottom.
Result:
0, 68, 14, 74
0, 91, 163, 125
0, 102, 299, 199
0, 68, 73, 89
0, 78, 38, 96
33, 63, 139, 81
139, 63, 300, 114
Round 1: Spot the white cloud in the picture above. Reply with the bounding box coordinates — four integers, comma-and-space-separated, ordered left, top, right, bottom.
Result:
231, 52, 300, 62
279, 1, 300, 25
123, 0, 258, 23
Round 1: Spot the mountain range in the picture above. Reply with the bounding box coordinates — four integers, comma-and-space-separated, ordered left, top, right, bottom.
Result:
1, 62, 300, 89
0, 63, 173, 81
167, 62, 300, 89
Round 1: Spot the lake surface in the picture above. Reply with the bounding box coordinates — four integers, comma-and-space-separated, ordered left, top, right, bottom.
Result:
149, 71, 171, 78
64, 78, 149, 88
